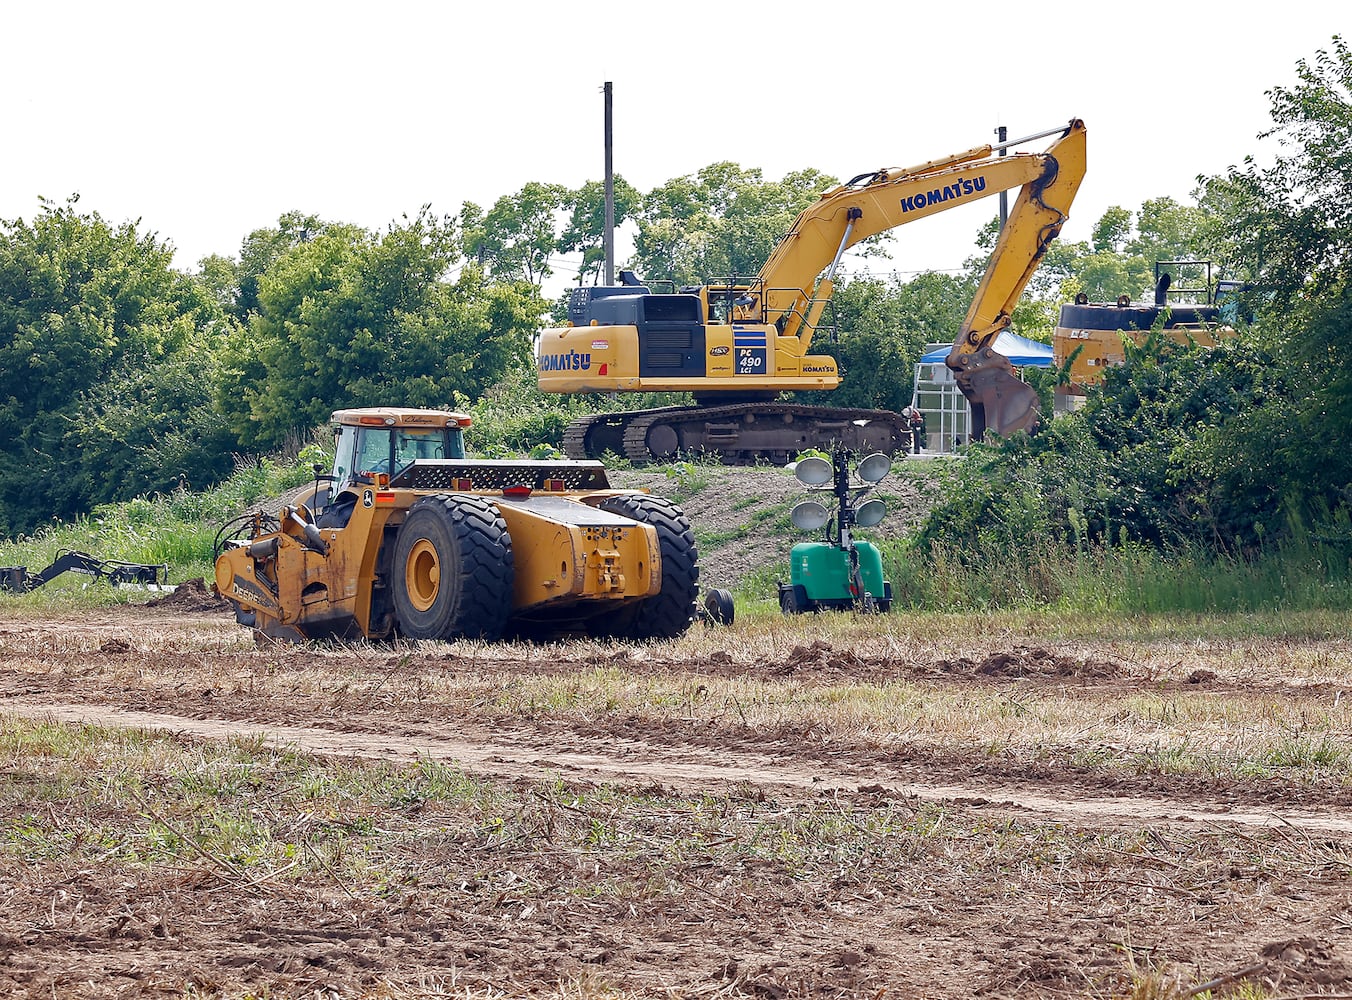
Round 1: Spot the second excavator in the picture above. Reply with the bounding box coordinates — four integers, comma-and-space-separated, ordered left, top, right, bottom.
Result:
539, 119, 1087, 463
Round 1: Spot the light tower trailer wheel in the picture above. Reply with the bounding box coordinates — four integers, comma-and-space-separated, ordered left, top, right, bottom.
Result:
702, 587, 735, 625
392, 494, 515, 641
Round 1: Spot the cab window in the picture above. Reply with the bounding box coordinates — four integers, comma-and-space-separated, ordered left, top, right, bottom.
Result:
333, 423, 465, 486
355, 429, 394, 476
331, 425, 359, 485
393, 428, 447, 471
446, 428, 466, 459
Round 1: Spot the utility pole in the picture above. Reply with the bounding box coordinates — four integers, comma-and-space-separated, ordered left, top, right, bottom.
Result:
995, 124, 1008, 228
603, 82, 615, 285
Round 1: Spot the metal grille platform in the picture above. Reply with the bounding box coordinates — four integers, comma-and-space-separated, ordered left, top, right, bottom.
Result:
386, 459, 612, 493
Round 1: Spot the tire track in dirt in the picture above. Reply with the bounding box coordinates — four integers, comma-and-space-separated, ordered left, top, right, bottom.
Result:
7, 698, 1352, 837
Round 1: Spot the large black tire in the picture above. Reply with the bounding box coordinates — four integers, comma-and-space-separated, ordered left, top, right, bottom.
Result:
596, 494, 699, 640
391, 495, 514, 641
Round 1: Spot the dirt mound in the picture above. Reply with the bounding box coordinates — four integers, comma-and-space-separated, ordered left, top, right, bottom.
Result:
675, 640, 1130, 687
700, 638, 901, 685
146, 577, 230, 613
1260, 937, 1351, 986
780, 637, 869, 674
934, 645, 1123, 679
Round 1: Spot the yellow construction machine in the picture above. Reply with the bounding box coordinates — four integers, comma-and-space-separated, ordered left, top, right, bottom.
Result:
213, 407, 701, 643
539, 119, 1087, 462
1052, 261, 1238, 412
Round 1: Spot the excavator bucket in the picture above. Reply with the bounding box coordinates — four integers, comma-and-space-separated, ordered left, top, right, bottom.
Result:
953, 348, 1041, 441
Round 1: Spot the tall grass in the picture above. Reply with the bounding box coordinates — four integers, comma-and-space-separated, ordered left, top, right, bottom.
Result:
0, 454, 317, 592
876, 532, 1352, 615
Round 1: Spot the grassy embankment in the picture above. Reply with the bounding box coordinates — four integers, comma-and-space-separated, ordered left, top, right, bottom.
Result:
0, 455, 313, 610
2, 440, 1351, 625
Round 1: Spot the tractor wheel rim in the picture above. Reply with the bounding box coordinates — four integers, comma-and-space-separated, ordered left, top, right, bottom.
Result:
406, 539, 440, 612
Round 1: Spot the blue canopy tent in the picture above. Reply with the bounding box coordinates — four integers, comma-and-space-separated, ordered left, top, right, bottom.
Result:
918, 331, 1054, 367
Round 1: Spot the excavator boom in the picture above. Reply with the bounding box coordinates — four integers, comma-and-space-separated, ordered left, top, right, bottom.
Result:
752, 121, 1086, 357
945, 121, 1086, 437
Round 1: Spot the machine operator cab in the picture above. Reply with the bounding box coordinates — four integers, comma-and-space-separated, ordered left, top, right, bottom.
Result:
312, 408, 472, 526
331, 408, 469, 485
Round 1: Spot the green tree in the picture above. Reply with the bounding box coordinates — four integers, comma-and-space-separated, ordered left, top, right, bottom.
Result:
232, 211, 330, 320
1193, 34, 1352, 526
802, 272, 975, 412
1060, 249, 1138, 304
1091, 206, 1133, 253
218, 209, 542, 452
194, 253, 244, 314
1126, 197, 1211, 274
557, 177, 641, 286
1030, 205, 1137, 306
0, 196, 228, 534
1201, 35, 1352, 308
629, 164, 836, 285
1053, 197, 1222, 307
459, 182, 568, 287
63, 339, 238, 507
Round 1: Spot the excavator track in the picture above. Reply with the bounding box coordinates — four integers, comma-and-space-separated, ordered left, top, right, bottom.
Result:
561, 410, 681, 460
564, 403, 911, 465
562, 414, 608, 460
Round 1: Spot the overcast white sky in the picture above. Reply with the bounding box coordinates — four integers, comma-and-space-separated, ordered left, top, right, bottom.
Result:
3, 1, 1344, 289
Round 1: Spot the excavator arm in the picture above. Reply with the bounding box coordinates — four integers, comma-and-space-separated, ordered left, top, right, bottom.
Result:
742, 119, 1087, 438
946, 121, 1086, 438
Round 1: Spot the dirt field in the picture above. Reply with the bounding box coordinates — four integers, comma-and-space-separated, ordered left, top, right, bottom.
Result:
1, 593, 1350, 998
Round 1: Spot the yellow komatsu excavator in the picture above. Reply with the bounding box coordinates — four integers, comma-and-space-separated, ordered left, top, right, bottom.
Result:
539, 119, 1087, 462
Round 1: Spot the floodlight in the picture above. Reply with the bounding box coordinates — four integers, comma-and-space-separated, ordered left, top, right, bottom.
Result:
793, 456, 833, 487
856, 452, 892, 485
790, 500, 830, 531
854, 498, 886, 527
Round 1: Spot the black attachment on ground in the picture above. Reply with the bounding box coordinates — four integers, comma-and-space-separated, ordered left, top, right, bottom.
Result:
0, 550, 171, 593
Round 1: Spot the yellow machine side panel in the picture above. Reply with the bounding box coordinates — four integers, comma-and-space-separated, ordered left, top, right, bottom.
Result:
1053, 323, 1229, 388
1053, 326, 1127, 387
706, 325, 735, 377
538, 324, 643, 392
537, 321, 840, 393
496, 499, 661, 610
